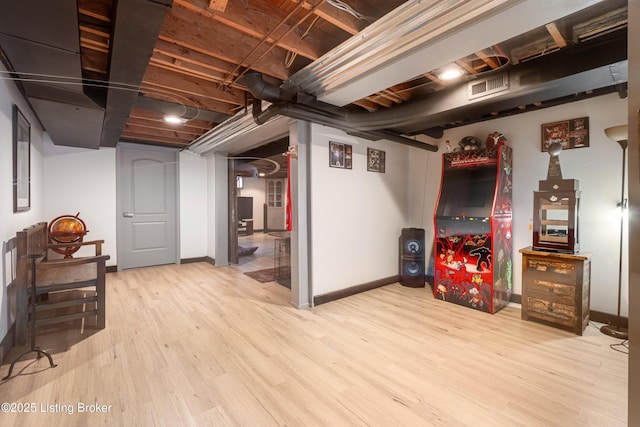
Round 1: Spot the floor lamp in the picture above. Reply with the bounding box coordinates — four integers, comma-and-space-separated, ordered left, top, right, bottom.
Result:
600, 124, 629, 340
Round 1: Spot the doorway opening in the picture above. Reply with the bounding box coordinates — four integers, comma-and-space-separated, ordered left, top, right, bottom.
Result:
230, 137, 291, 289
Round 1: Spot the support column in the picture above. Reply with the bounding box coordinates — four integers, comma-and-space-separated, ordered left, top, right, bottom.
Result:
214, 152, 229, 266
290, 121, 312, 308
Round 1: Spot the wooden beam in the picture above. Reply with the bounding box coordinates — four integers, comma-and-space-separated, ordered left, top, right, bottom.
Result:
142, 66, 246, 107
545, 23, 568, 48
173, 0, 333, 62
295, 0, 365, 36
80, 48, 108, 74
150, 55, 224, 85
208, 0, 228, 12
475, 50, 501, 69
81, 39, 109, 55
155, 39, 238, 77
138, 84, 241, 118
125, 122, 204, 139
162, 5, 293, 80
78, 0, 111, 22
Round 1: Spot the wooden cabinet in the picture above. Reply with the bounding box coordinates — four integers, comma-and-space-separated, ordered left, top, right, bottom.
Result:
519, 247, 590, 335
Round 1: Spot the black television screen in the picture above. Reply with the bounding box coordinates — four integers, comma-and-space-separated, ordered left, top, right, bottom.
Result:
436, 166, 496, 218
238, 196, 253, 220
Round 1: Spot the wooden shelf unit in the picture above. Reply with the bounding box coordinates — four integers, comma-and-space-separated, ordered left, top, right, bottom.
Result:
532, 179, 580, 254
519, 247, 591, 335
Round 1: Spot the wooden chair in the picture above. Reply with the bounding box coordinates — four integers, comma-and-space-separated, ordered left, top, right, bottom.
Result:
3, 222, 110, 379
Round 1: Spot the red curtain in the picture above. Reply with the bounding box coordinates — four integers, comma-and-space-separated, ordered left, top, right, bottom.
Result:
285, 153, 292, 231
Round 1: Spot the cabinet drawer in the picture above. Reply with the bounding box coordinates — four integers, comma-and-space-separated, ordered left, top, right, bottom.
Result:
526, 258, 576, 280
527, 279, 575, 305
525, 297, 576, 327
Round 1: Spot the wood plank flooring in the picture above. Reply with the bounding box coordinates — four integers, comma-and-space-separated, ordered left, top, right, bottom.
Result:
0, 261, 628, 426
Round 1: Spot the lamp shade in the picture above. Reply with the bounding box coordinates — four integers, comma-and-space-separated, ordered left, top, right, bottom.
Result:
604, 125, 628, 142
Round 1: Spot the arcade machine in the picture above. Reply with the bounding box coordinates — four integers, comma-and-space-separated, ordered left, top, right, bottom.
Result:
433, 135, 513, 313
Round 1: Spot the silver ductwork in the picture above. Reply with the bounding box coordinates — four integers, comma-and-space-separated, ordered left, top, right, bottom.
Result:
241, 72, 439, 152
241, 28, 626, 145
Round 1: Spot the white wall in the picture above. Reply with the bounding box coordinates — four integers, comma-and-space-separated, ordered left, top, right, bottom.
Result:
44, 144, 210, 266
238, 177, 266, 230
0, 77, 45, 242
310, 124, 410, 295
43, 140, 117, 265
179, 151, 208, 259
0, 67, 45, 345
409, 92, 628, 316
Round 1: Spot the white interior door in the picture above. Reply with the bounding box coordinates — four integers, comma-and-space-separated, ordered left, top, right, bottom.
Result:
266, 179, 286, 231
117, 144, 178, 270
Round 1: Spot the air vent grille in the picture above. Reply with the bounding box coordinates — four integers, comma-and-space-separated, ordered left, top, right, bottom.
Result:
468, 73, 509, 100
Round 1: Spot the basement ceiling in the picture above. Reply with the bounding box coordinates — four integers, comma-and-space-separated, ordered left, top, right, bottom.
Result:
0, 0, 629, 155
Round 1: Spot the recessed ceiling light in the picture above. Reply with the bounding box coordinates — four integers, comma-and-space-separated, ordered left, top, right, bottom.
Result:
163, 115, 187, 124
438, 66, 464, 81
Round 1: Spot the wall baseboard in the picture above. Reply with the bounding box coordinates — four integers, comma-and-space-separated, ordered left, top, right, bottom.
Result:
314, 284, 628, 329
108, 256, 216, 272
509, 293, 522, 305
180, 257, 216, 266
589, 310, 628, 328
314, 275, 401, 306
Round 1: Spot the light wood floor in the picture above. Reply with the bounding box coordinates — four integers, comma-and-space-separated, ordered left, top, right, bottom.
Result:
0, 261, 627, 426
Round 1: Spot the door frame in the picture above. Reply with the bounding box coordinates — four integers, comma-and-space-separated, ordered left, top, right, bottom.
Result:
116, 142, 180, 271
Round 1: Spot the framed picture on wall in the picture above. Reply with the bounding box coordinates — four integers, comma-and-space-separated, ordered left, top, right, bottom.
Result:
541, 117, 589, 151
367, 148, 385, 173
13, 105, 31, 212
329, 141, 352, 169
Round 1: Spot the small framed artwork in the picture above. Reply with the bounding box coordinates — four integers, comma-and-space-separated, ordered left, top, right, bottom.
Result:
541, 117, 589, 152
329, 141, 352, 169
13, 105, 31, 212
367, 148, 385, 173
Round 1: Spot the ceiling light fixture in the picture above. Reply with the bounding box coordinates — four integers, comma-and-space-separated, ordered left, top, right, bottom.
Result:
163, 114, 187, 124
438, 65, 464, 81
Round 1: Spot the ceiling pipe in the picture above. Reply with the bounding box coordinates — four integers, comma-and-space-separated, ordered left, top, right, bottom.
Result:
252, 98, 437, 151
242, 73, 439, 152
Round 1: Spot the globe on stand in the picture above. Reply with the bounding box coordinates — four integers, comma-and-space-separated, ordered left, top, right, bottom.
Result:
48, 212, 89, 258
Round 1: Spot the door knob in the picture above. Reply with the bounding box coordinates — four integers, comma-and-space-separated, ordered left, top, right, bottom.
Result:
123, 212, 134, 218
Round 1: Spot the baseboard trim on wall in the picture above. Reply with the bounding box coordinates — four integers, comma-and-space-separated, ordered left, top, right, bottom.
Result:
180, 257, 216, 266
589, 310, 629, 328
0, 323, 16, 365
107, 257, 216, 272
509, 293, 522, 305
314, 275, 401, 306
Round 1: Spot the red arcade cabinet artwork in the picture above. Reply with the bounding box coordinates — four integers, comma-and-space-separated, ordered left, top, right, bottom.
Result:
433, 141, 513, 313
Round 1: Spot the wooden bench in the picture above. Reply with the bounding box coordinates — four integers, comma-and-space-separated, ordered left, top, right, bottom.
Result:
2, 237, 25, 362
15, 222, 110, 343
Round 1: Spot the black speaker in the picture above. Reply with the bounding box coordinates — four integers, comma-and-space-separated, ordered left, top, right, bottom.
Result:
400, 228, 425, 288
